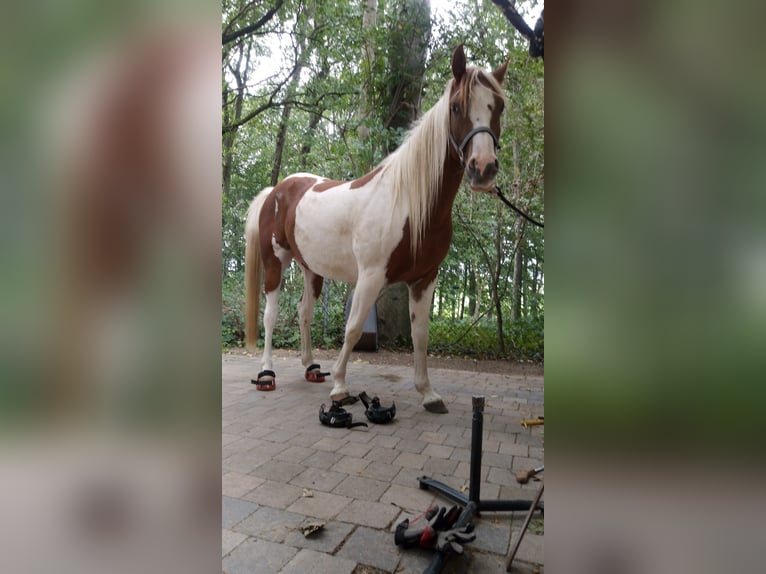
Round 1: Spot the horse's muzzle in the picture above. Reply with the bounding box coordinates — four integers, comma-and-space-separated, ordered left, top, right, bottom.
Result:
466, 157, 499, 191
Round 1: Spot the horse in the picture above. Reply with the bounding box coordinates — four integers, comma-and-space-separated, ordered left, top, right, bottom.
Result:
245, 45, 508, 413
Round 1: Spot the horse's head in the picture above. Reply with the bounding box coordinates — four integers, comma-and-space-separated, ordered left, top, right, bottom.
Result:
448, 45, 509, 192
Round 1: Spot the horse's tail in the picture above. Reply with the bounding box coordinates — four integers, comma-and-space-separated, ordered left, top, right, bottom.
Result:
245, 187, 273, 352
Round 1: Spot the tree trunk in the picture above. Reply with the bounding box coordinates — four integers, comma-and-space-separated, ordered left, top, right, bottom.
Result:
299, 60, 329, 170
376, 283, 411, 345
467, 264, 476, 318
473, 269, 482, 321
358, 0, 377, 145
270, 63, 303, 185
510, 139, 524, 323
511, 232, 524, 322
375, 0, 431, 344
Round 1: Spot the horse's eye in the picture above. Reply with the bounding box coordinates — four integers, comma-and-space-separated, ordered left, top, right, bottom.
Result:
499, 102, 505, 113
451, 103, 460, 114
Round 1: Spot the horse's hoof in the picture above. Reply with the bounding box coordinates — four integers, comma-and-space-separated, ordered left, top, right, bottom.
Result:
330, 391, 350, 403
423, 399, 448, 414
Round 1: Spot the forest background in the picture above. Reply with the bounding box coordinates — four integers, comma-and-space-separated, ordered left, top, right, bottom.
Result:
221, 0, 544, 361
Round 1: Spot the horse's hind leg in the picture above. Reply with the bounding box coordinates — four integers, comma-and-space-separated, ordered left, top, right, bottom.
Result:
409, 277, 448, 413
261, 287, 280, 373
261, 252, 289, 375
330, 270, 386, 400
298, 267, 323, 369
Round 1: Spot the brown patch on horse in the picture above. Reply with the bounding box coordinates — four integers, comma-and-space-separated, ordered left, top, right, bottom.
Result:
259, 176, 318, 291
313, 179, 344, 192
349, 166, 383, 189
386, 155, 464, 300
310, 273, 323, 299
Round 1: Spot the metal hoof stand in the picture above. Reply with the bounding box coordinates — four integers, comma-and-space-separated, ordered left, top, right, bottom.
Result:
418, 396, 544, 514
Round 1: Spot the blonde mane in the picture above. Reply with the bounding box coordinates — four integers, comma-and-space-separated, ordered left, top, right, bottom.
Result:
380, 67, 506, 257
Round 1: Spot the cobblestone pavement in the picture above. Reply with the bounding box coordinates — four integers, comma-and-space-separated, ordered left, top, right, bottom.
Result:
223, 350, 544, 574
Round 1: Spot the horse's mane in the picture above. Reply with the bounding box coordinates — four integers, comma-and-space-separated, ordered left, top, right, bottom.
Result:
380, 67, 506, 257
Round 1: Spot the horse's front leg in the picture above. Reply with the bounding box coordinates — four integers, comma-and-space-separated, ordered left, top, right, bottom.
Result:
330, 270, 386, 401
408, 277, 448, 413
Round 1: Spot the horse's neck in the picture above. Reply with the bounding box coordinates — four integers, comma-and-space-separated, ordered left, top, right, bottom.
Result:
428, 155, 465, 227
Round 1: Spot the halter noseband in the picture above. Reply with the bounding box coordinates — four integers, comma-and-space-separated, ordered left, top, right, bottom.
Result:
449, 126, 501, 166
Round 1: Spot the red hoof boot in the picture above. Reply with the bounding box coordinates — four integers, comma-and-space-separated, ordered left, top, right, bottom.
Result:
305, 364, 330, 383
251, 370, 276, 391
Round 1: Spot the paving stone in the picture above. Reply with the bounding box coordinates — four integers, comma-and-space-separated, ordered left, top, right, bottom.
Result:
222, 528, 247, 556
500, 442, 530, 457
515, 532, 544, 565
250, 460, 306, 483
360, 460, 401, 482
235, 505, 306, 542
512, 456, 541, 471
223, 450, 269, 474
335, 498, 401, 529
223, 352, 544, 573
487, 466, 518, 487
345, 429, 376, 444
418, 431, 446, 444
287, 432, 328, 447
471, 517, 512, 554
274, 446, 316, 464
303, 450, 344, 470
393, 547, 434, 574
463, 551, 507, 574
379, 484, 436, 513
223, 433, 242, 446
391, 466, 427, 488
283, 520, 356, 554
337, 526, 400, 573
441, 432, 470, 448
336, 455, 372, 476
223, 472, 266, 498
483, 451, 513, 469
478, 481, 501, 500
279, 548, 357, 574
392, 451, 428, 470
223, 537, 297, 574
421, 444, 454, 459
370, 434, 400, 449
286, 490, 353, 519
455, 461, 489, 481
291, 467, 348, 492
396, 439, 427, 454
364, 446, 399, 464
313, 436, 350, 452
222, 496, 259, 529
333, 475, 390, 501
449, 447, 471, 462
422, 457, 459, 476
243, 480, 303, 509
341, 442, 374, 458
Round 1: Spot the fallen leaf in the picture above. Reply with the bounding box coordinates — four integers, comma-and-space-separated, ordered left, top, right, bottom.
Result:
299, 519, 325, 537
302, 488, 314, 498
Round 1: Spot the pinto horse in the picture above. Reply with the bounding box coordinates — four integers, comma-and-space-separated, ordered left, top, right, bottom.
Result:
245, 45, 508, 413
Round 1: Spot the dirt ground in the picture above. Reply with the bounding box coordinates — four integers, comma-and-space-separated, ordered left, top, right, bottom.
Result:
226, 346, 543, 377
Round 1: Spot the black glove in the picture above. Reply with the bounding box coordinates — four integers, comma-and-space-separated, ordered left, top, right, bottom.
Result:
434, 525, 476, 554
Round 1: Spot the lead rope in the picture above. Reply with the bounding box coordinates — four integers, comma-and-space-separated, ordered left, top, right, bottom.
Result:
494, 185, 544, 228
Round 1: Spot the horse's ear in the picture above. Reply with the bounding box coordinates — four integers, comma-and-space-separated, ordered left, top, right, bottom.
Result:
493, 58, 510, 85
451, 44, 466, 82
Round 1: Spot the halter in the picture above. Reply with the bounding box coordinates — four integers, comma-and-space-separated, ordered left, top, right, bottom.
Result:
449, 126, 501, 166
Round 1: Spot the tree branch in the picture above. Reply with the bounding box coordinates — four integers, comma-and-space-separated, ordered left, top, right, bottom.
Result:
222, 0, 286, 46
